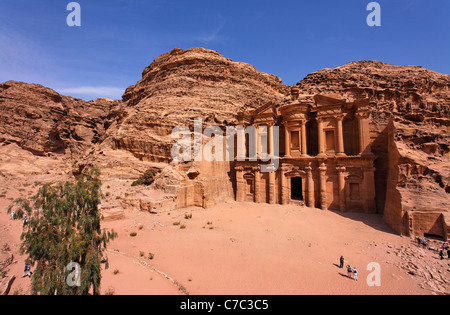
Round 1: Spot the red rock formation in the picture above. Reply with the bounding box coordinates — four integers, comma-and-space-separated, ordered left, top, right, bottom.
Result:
113, 47, 289, 162
296, 61, 450, 238
1, 52, 449, 240
109, 48, 290, 209
0, 81, 123, 157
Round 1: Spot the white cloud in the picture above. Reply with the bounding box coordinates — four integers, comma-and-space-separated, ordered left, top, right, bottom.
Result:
194, 20, 225, 44
57, 86, 125, 100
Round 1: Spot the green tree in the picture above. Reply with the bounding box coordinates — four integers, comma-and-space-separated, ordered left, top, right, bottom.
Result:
8, 168, 117, 295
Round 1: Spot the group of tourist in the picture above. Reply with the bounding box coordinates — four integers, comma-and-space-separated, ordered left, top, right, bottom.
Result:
439, 243, 450, 260
10, 211, 28, 227
339, 256, 358, 281
22, 264, 32, 278
417, 237, 428, 249
417, 237, 450, 260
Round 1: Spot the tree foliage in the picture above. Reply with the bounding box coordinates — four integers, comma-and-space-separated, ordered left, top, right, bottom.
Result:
8, 168, 117, 295
131, 169, 157, 187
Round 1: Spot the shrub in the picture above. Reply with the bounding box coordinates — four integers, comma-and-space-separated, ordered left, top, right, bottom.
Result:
131, 170, 158, 187
130, 232, 137, 237
104, 287, 115, 295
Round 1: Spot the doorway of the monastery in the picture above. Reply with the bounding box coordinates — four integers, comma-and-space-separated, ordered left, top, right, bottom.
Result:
291, 177, 303, 201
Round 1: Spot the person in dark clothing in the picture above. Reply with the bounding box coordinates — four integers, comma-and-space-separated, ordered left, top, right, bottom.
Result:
347, 265, 353, 279
439, 250, 444, 260
447, 249, 450, 260
340, 256, 345, 269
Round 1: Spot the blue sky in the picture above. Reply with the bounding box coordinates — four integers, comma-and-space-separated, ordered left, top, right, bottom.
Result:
0, 0, 449, 101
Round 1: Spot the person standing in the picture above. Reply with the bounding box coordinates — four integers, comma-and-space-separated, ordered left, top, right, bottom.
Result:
353, 268, 358, 281
447, 248, 450, 260
340, 256, 345, 269
347, 265, 353, 279
439, 250, 444, 260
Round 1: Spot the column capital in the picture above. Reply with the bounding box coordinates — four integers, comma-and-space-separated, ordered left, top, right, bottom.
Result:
252, 166, 261, 172
319, 163, 327, 172
355, 112, 370, 120
280, 166, 289, 172
336, 166, 346, 173
363, 167, 376, 172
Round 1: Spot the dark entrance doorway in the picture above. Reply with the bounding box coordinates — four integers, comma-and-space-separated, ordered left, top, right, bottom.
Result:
291, 177, 303, 201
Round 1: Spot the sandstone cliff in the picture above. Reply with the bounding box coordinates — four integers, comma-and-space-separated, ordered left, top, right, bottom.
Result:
0, 81, 123, 158
295, 61, 450, 237
1, 51, 449, 239
113, 47, 289, 162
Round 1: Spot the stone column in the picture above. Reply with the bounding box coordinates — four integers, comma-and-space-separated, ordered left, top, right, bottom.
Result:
306, 165, 315, 208
356, 113, 373, 156
280, 166, 289, 205
269, 124, 275, 157
336, 115, 345, 157
317, 117, 326, 157
301, 120, 308, 157
337, 166, 346, 212
284, 123, 291, 158
319, 163, 327, 210
255, 125, 260, 159
235, 166, 245, 202
269, 169, 276, 204
237, 126, 246, 161
363, 166, 377, 214
254, 167, 261, 203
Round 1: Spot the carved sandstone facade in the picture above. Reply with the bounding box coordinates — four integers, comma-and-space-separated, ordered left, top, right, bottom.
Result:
234, 88, 377, 213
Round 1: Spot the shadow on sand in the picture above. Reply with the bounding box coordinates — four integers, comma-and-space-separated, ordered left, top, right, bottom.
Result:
329, 210, 396, 236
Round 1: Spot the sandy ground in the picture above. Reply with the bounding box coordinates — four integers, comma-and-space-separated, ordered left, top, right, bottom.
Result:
99, 202, 434, 295
0, 145, 448, 296
1, 179, 448, 295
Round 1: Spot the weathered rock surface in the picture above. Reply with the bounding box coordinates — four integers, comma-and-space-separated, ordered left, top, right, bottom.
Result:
113, 47, 289, 162
0, 81, 123, 157
0, 52, 449, 240
295, 61, 450, 237
108, 48, 290, 209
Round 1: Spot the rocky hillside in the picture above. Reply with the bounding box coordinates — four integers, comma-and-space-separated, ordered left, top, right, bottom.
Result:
296, 61, 450, 235
0, 51, 449, 238
297, 60, 450, 123
113, 47, 289, 162
0, 81, 123, 158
